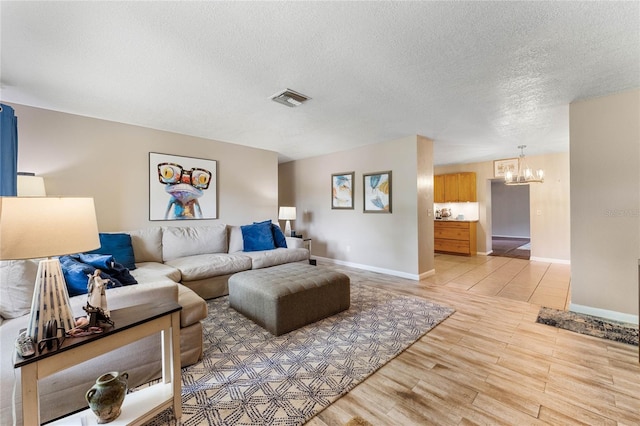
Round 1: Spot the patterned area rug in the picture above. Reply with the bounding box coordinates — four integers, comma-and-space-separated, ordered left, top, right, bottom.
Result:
536, 307, 638, 346
144, 283, 454, 425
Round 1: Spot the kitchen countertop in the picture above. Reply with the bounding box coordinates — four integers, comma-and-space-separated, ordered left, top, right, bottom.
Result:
434, 218, 479, 222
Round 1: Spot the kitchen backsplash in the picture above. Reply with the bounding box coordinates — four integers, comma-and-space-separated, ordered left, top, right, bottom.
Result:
434, 202, 479, 221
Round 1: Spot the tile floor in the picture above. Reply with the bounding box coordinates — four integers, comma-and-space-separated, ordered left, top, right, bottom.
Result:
426, 253, 571, 310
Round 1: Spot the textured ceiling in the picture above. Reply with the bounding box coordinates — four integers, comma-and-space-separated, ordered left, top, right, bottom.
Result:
1, 1, 638, 165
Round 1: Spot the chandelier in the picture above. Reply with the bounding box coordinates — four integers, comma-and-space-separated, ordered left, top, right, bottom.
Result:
505, 145, 544, 185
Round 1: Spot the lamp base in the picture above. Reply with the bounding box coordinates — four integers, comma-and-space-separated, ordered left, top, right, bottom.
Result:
284, 220, 292, 237
27, 258, 76, 346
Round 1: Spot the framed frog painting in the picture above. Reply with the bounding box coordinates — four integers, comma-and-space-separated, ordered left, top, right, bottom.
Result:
149, 152, 218, 220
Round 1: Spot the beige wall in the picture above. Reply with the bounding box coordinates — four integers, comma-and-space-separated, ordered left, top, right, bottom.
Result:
570, 89, 640, 321
435, 152, 571, 262
10, 103, 279, 231
416, 136, 435, 278
279, 135, 434, 278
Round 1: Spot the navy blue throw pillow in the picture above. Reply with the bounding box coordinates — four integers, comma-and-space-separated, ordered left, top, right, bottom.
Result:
241, 222, 276, 252
252, 220, 287, 249
272, 224, 288, 248
88, 233, 136, 270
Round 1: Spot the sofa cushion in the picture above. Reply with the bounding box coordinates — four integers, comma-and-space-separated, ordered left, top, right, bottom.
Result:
241, 221, 275, 252
164, 253, 252, 281
162, 225, 227, 262
228, 225, 244, 253
88, 233, 136, 270
243, 247, 309, 269
285, 237, 305, 249
177, 285, 208, 328
130, 262, 181, 283
0, 259, 38, 319
129, 227, 163, 263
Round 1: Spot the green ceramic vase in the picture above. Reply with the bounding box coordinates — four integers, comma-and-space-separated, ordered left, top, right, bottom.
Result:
85, 371, 129, 424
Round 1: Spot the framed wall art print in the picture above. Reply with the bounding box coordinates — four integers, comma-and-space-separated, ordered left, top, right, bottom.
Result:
331, 172, 355, 210
149, 152, 218, 221
493, 158, 518, 178
363, 171, 392, 213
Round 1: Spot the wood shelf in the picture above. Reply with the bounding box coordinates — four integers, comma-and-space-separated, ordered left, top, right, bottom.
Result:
49, 383, 174, 425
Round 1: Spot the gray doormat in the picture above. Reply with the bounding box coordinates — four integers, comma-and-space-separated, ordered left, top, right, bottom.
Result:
536, 307, 638, 346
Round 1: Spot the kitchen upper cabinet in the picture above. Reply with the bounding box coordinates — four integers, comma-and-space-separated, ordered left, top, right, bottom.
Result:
434, 172, 477, 202
434, 175, 445, 203
443, 174, 459, 202
457, 172, 477, 202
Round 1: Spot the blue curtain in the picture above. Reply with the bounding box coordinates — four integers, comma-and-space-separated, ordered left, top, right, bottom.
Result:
0, 103, 18, 196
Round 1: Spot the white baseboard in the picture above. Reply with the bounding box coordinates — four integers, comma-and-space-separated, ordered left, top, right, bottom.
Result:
530, 256, 570, 265
477, 250, 493, 256
569, 303, 639, 325
314, 256, 421, 281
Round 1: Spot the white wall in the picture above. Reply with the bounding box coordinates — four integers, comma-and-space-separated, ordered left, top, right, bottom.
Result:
279, 135, 434, 279
436, 152, 570, 262
10, 103, 279, 231
569, 89, 640, 322
491, 182, 530, 238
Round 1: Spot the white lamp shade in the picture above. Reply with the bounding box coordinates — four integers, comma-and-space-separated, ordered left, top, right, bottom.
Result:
17, 175, 46, 196
278, 206, 297, 220
0, 197, 100, 260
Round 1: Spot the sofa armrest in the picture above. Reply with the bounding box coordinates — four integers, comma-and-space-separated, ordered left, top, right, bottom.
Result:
285, 237, 305, 249
69, 280, 179, 316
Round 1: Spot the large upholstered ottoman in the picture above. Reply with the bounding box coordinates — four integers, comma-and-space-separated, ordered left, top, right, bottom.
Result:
228, 263, 350, 335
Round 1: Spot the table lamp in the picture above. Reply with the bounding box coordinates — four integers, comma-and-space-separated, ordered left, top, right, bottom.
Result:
0, 197, 100, 347
278, 206, 297, 237
17, 172, 46, 196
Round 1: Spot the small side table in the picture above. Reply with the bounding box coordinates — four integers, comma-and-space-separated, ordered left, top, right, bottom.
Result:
303, 238, 317, 265
15, 301, 182, 425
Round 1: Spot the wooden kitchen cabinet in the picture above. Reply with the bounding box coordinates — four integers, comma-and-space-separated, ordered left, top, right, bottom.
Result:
434, 175, 445, 203
433, 172, 477, 202
434, 221, 477, 255
444, 174, 459, 202
457, 172, 477, 202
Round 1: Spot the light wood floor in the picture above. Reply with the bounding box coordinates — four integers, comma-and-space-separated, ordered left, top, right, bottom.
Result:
307, 255, 640, 425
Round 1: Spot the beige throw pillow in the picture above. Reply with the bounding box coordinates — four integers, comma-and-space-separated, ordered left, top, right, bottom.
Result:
0, 259, 39, 319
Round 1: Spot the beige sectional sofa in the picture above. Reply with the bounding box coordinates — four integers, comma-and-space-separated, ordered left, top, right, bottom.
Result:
0, 223, 309, 425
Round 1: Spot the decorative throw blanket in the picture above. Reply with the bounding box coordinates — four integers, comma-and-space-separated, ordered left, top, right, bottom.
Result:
59, 253, 137, 297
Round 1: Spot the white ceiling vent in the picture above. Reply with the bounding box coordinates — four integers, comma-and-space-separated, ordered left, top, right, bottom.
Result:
270, 89, 310, 107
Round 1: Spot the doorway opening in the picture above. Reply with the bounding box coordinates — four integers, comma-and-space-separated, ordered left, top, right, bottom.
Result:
490, 180, 530, 259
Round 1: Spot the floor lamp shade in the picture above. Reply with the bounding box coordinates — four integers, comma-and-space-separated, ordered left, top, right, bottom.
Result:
0, 197, 100, 344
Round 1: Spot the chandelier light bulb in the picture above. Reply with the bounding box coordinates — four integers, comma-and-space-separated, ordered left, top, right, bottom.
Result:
504, 145, 544, 185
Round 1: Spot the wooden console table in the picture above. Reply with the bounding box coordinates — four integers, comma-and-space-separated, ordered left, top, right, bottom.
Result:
15, 301, 182, 425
